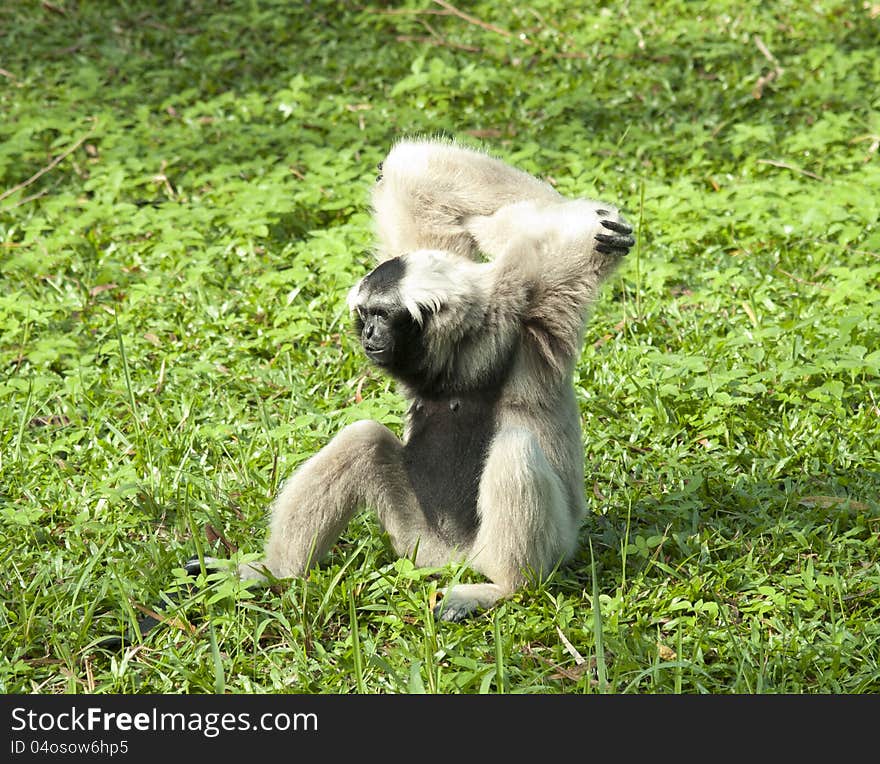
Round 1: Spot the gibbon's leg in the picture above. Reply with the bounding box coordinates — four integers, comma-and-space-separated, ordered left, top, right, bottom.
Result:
435, 427, 579, 622
240, 420, 445, 582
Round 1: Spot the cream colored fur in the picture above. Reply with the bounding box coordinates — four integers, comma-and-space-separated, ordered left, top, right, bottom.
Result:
242, 138, 631, 620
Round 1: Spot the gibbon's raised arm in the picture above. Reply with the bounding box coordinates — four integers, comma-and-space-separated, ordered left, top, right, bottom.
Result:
372, 138, 561, 261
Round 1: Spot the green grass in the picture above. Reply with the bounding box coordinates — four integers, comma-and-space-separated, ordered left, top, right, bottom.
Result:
1, 0, 878, 694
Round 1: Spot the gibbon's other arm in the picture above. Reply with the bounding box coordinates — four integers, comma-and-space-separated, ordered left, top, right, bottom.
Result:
470, 199, 633, 376
373, 138, 633, 264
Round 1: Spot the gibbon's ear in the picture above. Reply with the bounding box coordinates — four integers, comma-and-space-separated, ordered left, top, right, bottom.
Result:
346, 281, 364, 316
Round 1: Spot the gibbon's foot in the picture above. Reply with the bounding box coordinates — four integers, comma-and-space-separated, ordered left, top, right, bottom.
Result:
432, 583, 508, 622
183, 555, 219, 576
433, 599, 476, 623
97, 556, 217, 650
595, 218, 635, 256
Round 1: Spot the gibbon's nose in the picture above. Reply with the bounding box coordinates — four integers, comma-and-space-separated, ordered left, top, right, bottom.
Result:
362, 316, 391, 357
363, 316, 385, 345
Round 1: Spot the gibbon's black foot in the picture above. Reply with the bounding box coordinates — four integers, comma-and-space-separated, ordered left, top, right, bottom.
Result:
433, 600, 476, 623
96, 612, 163, 651
96, 556, 215, 650
376, 160, 383, 182
596, 218, 635, 256
183, 555, 217, 576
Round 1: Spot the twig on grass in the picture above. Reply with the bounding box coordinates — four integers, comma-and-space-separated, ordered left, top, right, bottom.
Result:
432, 0, 514, 39
364, 0, 593, 61
754, 35, 780, 68
851, 133, 879, 163
366, 7, 452, 18
41, 1, 66, 15
399, 16, 482, 53
522, 643, 595, 683
752, 35, 784, 99
556, 626, 586, 665
757, 158, 826, 182
430, 0, 590, 60
0, 189, 50, 213
774, 265, 832, 291
0, 121, 96, 204
205, 523, 239, 555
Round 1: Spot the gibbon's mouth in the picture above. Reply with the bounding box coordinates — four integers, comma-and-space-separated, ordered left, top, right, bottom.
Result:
363, 344, 393, 365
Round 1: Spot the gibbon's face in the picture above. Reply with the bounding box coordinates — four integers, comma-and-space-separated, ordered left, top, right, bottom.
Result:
349, 258, 425, 379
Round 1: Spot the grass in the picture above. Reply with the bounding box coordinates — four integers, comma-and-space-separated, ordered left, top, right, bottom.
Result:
1, 0, 879, 694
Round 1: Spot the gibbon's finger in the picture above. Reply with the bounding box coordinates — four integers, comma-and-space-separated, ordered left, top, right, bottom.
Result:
596, 244, 629, 255
596, 242, 634, 255
600, 218, 633, 235
595, 232, 635, 249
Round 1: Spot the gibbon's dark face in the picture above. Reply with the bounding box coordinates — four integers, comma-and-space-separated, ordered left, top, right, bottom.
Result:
351, 258, 425, 381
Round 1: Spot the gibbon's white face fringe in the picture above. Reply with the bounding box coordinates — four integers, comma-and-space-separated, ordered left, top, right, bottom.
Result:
397, 250, 486, 326
348, 249, 486, 328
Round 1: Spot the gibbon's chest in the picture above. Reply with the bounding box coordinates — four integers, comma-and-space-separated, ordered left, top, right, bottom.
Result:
402, 393, 498, 544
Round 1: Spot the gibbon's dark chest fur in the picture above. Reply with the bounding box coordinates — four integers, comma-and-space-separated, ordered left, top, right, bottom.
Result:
403, 391, 499, 544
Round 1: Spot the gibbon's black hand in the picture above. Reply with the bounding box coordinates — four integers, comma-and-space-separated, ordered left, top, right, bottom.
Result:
595, 218, 635, 256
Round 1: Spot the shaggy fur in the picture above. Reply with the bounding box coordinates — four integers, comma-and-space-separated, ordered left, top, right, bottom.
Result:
241, 138, 634, 620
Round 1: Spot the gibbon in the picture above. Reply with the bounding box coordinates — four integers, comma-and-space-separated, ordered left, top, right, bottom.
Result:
239, 138, 634, 621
